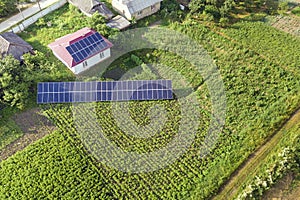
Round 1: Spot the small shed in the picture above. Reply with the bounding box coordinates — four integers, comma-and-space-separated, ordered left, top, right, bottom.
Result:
0, 32, 34, 61
48, 27, 113, 74
68, 0, 114, 19
107, 15, 131, 30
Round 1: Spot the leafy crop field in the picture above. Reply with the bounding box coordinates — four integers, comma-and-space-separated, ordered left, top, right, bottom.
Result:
1, 8, 300, 199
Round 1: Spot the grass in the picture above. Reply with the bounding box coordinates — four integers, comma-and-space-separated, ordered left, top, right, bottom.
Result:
0, 108, 23, 151
0, 118, 23, 151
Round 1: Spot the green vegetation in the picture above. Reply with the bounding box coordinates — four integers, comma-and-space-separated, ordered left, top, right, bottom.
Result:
222, 21, 300, 74
19, 4, 117, 52
292, 6, 300, 16
0, 1, 299, 199
0, 130, 110, 199
0, 116, 22, 151
237, 113, 300, 199
0, 53, 71, 110
171, 19, 300, 198
0, 0, 17, 17
214, 109, 300, 199
2, 17, 299, 198
0, 0, 33, 18
2, 4, 118, 110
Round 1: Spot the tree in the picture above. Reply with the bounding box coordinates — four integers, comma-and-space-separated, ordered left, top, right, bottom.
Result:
0, 0, 18, 17
220, 0, 235, 17
0, 55, 30, 110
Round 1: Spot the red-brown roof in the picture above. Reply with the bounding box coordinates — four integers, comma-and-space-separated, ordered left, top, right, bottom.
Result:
48, 27, 112, 68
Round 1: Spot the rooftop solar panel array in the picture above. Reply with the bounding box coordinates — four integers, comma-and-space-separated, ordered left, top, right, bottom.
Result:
66, 32, 108, 63
37, 80, 173, 104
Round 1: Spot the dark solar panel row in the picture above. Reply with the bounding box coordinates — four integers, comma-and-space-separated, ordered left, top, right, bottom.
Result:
37, 90, 173, 103
37, 80, 173, 104
66, 32, 108, 63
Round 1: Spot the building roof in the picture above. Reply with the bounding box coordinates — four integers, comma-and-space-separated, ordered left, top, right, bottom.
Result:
121, 0, 162, 14
48, 27, 113, 68
68, 0, 114, 19
107, 15, 131, 30
0, 32, 33, 61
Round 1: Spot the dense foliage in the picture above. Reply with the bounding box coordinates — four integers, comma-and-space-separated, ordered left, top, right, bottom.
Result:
238, 123, 300, 199
170, 19, 300, 198
291, 6, 300, 16
189, 0, 280, 22
222, 21, 300, 74
0, 53, 72, 110
0, 130, 110, 199
0, 0, 34, 17
0, 0, 17, 17
0, 56, 30, 109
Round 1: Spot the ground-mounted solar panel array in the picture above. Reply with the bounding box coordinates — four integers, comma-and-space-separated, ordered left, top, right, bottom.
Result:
37, 80, 173, 104
66, 32, 108, 63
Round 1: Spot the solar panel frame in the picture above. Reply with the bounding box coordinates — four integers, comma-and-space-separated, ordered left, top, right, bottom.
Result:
65, 32, 109, 64
37, 80, 173, 104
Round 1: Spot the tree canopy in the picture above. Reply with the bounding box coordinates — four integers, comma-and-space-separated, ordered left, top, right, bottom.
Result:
0, 52, 70, 110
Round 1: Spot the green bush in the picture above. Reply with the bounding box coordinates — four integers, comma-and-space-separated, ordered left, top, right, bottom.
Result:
291, 6, 300, 16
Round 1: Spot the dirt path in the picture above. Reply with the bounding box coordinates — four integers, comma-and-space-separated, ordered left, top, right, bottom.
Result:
0, 108, 56, 161
212, 108, 300, 200
263, 172, 300, 200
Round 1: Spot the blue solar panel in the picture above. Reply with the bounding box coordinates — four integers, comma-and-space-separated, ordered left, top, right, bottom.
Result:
66, 32, 109, 64
37, 80, 173, 104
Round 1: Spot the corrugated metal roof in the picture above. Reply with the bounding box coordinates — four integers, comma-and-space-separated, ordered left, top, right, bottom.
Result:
68, 0, 114, 19
0, 32, 33, 61
107, 15, 131, 30
123, 0, 162, 14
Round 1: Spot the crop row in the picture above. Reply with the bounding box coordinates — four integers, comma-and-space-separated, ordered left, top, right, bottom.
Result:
170, 19, 300, 198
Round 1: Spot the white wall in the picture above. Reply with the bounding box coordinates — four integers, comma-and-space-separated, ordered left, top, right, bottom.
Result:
11, 0, 67, 33
112, 0, 132, 20
73, 48, 111, 74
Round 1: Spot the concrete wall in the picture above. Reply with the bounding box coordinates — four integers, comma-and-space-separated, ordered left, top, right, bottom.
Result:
111, 0, 131, 19
11, 0, 67, 33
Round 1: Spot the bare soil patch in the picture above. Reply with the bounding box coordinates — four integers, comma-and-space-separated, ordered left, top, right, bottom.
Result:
262, 172, 300, 200
0, 108, 56, 161
266, 15, 300, 37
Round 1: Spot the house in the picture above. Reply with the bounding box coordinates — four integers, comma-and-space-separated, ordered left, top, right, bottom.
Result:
112, 0, 162, 20
48, 27, 113, 74
68, 0, 114, 19
107, 15, 131, 30
0, 32, 34, 61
